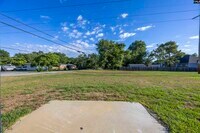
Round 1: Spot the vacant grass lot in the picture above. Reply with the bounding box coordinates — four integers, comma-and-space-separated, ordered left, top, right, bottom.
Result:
1, 70, 200, 132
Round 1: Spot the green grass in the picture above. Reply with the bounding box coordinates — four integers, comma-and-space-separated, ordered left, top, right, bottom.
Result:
1, 70, 200, 132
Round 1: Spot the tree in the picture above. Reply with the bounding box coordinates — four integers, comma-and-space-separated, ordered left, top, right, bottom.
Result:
96, 39, 125, 69
11, 54, 27, 66
144, 52, 154, 66
192, 53, 198, 57
86, 54, 99, 69
0, 49, 10, 65
152, 41, 185, 67
128, 40, 147, 64
33, 53, 60, 67
73, 54, 88, 69
123, 50, 131, 66
54, 52, 68, 64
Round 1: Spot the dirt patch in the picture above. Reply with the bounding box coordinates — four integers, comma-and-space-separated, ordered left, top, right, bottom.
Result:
2, 89, 63, 113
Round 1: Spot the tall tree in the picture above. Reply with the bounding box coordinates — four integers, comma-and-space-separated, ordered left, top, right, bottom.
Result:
152, 41, 185, 67
12, 54, 27, 66
33, 53, 60, 67
123, 50, 132, 66
86, 54, 99, 69
128, 40, 147, 64
144, 52, 154, 66
192, 53, 198, 57
0, 49, 10, 65
54, 52, 68, 64
96, 39, 125, 69
73, 54, 88, 69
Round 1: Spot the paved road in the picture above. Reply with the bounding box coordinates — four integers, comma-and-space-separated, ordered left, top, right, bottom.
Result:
0, 71, 73, 77
6, 101, 167, 133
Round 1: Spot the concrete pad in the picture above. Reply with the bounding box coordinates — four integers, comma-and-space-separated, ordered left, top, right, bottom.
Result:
6, 101, 167, 133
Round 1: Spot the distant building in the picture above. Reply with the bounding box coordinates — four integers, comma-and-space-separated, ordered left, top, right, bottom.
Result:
178, 55, 199, 68
128, 64, 146, 68
59, 64, 67, 70
128, 64, 161, 68
59, 64, 77, 70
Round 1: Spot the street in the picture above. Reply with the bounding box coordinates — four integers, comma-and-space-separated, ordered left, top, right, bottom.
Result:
0, 71, 73, 77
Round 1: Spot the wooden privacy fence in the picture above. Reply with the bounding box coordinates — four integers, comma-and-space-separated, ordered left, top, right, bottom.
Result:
120, 67, 197, 72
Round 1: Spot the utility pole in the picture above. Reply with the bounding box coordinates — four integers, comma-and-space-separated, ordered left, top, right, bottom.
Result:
199, 14, 200, 74
193, 14, 200, 74
192, 0, 200, 74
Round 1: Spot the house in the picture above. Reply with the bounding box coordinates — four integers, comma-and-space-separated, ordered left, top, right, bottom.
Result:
59, 64, 77, 70
59, 64, 67, 70
178, 55, 199, 68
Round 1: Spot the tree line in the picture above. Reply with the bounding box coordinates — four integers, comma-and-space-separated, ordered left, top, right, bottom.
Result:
0, 39, 193, 69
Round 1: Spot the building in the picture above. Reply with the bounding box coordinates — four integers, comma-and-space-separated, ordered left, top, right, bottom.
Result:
59, 64, 67, 70
178, 55, 199, 68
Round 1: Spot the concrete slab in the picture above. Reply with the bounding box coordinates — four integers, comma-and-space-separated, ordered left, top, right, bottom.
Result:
6, 101, 167, 133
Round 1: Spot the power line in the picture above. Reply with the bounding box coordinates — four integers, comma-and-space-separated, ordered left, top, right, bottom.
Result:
0, 18, 192, 35
1, 0, 130, 13
0, 9, 198, 28
0, 12, 80, 49
88, 9, 199, 21
0, 20, 85, 54
0, 46, 31, 52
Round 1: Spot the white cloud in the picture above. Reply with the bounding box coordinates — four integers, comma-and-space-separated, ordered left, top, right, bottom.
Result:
93, 26, 103, 34
121, 13, 128, 18
11, 43, 77, 55
110, 27, 115, 32
61, 26, 69, 32
69, 23, 75, 27
76, 40, 89, 48
147, 43, 157, 48
184, 44, 191, 47
182, 48, 192, 52
69, 30, 82, 38
40, 15, 51, 19
85, 25, 104, 37
146, 45, 154, 48
96, 33, 104, 38
119, 32, 136, 39
76, 15, 90, 28
119, 29, 124, 34
85, 31, 95, 36
189, 35, 199, 39
136, 25, 153, 31
90, 38, 95, 42
77, 15, 83, 21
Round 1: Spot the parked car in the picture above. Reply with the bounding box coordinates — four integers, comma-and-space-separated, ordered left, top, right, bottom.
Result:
15, 66, 27, 71
67, 64, 77, 70
1, 64, 16, 71
15, 63, 37, 71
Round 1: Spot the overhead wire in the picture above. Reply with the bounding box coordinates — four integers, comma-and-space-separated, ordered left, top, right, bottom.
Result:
0, 0, 131, 13
0, 12, 81, 49
0, 20, 85, 54
0, 18, 192, 35
0, 9, 198, 28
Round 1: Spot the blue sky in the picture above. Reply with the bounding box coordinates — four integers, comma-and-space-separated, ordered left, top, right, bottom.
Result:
0, 0, 199, 57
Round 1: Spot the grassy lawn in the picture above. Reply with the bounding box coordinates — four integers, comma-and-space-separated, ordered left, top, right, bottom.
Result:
1, 70, 200, 132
